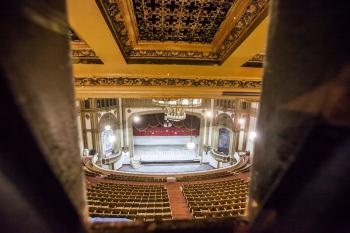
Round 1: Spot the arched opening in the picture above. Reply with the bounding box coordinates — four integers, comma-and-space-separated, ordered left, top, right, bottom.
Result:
98, 112, 119, 158
131, 113, 201, 163
217, 127, 232, 155
212, 113, 234, 155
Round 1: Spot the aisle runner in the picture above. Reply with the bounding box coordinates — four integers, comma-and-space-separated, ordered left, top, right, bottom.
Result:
166, 183, 192, 219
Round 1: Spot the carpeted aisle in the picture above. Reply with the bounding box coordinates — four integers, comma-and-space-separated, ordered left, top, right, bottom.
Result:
166, 183, 192, 219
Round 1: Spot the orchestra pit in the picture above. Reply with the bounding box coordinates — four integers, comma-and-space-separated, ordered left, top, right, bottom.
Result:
1, 1, 349, 233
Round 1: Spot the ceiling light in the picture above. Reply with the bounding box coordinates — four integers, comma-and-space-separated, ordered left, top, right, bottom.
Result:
104, 125, 111, 130
153, 98, 202, 122
133, 116, 141, 123
205, 111, 213, 118
108, 135, 116, 143
186, 141, 196, 150
238, 118, 245, 125
249, 131, 257, 140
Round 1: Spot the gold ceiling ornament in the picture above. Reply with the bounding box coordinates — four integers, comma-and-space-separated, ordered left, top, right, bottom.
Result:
96, 0, 269, 65
242, 53, 265, 68
152, 98, 202, 122
68, 28, 103, 64
74, 76, 262, 89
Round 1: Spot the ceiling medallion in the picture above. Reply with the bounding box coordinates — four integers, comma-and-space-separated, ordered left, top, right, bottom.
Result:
96, 0, 269, 65
153, 98, 202, 122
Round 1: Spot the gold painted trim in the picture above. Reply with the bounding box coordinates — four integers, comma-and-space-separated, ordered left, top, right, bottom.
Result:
96, 0, 269, 65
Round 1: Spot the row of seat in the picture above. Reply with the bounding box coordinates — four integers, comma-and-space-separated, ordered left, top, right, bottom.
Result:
88, 197, 169, 203
106, 174, 167, 182
186, 197, 247, 204
88, 200, 170, 208
87, 182, 172, 221
84, 170, 100, 177
192, 209, 246, 219
93, 182, 165, 189
177, 171, 233, 182
182, 178, 245, 188
89, 206, 172, 222
182, 178, 249, 219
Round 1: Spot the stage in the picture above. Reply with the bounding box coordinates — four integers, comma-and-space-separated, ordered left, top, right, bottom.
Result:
133, 145, 198, 163
118, 163, 214, 173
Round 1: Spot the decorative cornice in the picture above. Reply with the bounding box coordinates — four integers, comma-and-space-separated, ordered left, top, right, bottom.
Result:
242, 53, 265, 68
74, 77, 262, 89
96, 0, 269, 65
69, 28, 104, 64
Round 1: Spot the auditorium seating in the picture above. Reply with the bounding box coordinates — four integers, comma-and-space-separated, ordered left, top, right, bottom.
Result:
182, 178, 249, 219
84, 169, 101, 177
87, 182, 172, 221
177, 171, 233, 182
106, 174, 167, 182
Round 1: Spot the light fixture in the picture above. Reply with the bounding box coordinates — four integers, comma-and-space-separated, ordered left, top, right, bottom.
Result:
238, 118, 245, 125
104, 125, 111, 130
249, 131, 257, 140
186, 141, 196, 150
152, 98, 202, 122
205, 111, 213, 118
163, 120, 172, 128
108, 135, 116, 143
133, 115, 141, 123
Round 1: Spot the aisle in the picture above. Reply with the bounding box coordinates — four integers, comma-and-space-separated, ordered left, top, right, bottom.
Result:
166, 183, 192, 219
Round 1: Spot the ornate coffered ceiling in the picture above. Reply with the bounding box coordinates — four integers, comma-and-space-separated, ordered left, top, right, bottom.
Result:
132, 0, 234, 43
96, 0, 269, 65
69, 29, 103, 64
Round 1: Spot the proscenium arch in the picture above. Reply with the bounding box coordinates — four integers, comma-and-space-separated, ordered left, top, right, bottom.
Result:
127, 110, 205, 161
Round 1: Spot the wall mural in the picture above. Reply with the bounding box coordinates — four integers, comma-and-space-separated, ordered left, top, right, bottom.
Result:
217, 128, 231, 155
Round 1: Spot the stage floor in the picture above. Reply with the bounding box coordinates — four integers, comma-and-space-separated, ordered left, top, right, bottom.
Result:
134, 145, 197, 162
118, 163, 214, 173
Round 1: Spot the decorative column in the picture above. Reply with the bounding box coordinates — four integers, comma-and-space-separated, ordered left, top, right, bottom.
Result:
89, 99, 102, 162
198, 115, 205, 164
232, 112, 240, 153
118, 98, 124, 147
80, 100, 88, 149
208, 99, 215, 146
242, 104, 251, 151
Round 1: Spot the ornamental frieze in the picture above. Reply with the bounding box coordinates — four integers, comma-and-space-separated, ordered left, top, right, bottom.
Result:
68, 28, 104, 64
74, 77, 262, 89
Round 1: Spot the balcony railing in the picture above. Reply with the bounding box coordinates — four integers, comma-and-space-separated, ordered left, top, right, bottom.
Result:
101, 151, 122, 165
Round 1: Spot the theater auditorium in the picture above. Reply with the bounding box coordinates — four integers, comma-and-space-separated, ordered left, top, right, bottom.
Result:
1, 0, 349, 233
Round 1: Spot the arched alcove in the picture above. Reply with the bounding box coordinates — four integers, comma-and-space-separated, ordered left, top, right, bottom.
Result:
98, 112, 120, 158
212, 113, 234, 155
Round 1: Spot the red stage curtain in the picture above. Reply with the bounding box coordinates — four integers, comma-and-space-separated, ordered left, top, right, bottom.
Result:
133, 127, 199, 136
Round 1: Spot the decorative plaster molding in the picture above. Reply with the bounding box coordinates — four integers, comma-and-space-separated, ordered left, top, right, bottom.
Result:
69, 28, 104, 64
74, 76, 262, 89
96, 0, 269, 65
242, 53, 265, 68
